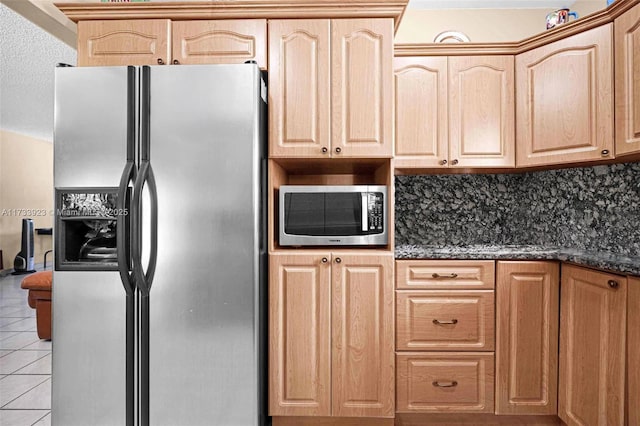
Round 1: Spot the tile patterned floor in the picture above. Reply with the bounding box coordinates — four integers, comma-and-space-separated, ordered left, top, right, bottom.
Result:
0, 267, 51, 426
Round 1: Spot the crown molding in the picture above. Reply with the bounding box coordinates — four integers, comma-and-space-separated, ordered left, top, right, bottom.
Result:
55, 0, 410, 28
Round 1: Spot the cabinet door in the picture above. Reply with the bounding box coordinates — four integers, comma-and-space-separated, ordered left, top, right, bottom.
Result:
495, 261, 559, 415
516, 24, 614, 167
332, 253, 394, 417
268, 20, 331, 158
331, 19, 393, 158
628, 277, 640, 426
269, 253, 332, 416
449, 56, 515, 168
615, 4, 640, 156
172, 20, 266, 67
394, 57, 448, 168
559, 264, 626, 426
397, 290, 494, 351
77, 20, 171, 67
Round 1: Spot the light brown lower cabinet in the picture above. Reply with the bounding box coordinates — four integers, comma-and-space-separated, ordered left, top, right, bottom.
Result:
396, 352, 495, 413
558, 264, 627, 426
269, 252, 394, 418
628, 277, 640, 426
495, 261, 559, 415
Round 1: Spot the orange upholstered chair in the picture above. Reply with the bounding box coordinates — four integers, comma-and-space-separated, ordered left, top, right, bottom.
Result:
21, 271, 52, 340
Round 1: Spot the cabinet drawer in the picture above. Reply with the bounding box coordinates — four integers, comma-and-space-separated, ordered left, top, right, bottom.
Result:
397, 352, 495, 413
397, 291, 494, 351
396, 260, 495, 290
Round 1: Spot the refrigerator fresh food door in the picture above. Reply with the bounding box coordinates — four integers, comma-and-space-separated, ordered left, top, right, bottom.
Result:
144, 64, 266, 426
52, 66, 136, 425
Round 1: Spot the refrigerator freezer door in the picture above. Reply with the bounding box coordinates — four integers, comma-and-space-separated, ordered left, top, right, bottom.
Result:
146, 64, 265, 425
52, 67, 133, 426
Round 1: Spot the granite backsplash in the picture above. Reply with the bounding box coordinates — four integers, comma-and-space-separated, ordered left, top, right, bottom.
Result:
395, 162, 640, 256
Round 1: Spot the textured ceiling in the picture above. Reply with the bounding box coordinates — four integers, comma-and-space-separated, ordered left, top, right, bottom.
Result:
408, 0, 577, 8
0, 3, 76, 142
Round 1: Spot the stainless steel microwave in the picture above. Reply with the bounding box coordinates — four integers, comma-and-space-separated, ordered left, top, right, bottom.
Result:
279, 185, 388, 246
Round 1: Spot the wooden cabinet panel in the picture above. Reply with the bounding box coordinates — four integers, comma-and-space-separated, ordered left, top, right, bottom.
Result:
495, 261, 559, 415
396, 260, 495, 291
397, 353, 495, 413
397, 291, 494, 351
449, 56, 515, 168
393, 57, 448, 168
332, 253, 394, 417
559, 264, 626, 426
331, 19, 393, 158
516, 24, 614, 167
269, 19, 331, 158
269, 253, 331, 416
77, 19, 171, 67
172, 20, 266, 66
628, 277, 640, 426
615, 4, 640, 156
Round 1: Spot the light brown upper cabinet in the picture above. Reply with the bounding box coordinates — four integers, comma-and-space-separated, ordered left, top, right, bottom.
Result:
172, 20, 266, 66
495, 261, 559, 415
269, 252, 394, 418
394, 56, 514, 169
516, 24, 614, 167
558, 264, 626, 426
614, 4, 640, 156
77, 19, 266, 67
78, 19, 171, 66
269, 19, 393, 159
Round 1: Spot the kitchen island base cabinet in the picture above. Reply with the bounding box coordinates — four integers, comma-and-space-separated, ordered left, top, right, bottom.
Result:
558, 264, 626, 426
269, 252, 394, 418
495, 261, 559, 415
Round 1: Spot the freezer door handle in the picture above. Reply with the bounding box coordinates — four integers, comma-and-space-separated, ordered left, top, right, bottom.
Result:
132, 160, 158, 296
117, 165, 136, 295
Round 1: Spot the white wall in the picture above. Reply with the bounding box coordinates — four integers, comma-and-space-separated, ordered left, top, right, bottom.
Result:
395, 0, 605, 43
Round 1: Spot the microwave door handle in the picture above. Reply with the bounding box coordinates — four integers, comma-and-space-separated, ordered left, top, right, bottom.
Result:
361, 193, 368, 232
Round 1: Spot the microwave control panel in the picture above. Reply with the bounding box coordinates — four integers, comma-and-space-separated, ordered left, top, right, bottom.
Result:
367, 192, 384, 233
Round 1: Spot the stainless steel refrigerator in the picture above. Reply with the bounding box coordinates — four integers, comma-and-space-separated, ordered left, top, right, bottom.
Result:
52, 64, 267, 426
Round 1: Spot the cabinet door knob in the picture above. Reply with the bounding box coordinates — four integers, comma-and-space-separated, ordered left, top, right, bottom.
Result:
321, 147, 328, 154
601, 149, 610, 156
321, 257, 328, 263
173, 59, 180, 65
451, 159, 459, 165
432, 380, 458, 388
608, 279, 619, 289
157, 58, 165, 65
439, 159, 448, 166
335, 257, 341, 263
433, 319, 458, 325
335, 147, 342, 154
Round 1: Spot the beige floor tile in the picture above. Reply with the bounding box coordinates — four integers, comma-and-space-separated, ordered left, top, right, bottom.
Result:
0, 317, 24, 327
0, 318, 36, 332
0, 332, 20, 342
0, 351, 49, 375
33, 412, 51, 426
4, 378, 51, 409
14, 354, 51, 375
0, 409, 49, 426
0, 375, 49, 407
21, 340, 51, 351
0, 333, 40, 350
0, 350, 13, 357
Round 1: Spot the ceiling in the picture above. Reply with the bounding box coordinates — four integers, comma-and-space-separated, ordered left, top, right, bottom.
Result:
0, 3, 76, 142
408, 0, 577, 7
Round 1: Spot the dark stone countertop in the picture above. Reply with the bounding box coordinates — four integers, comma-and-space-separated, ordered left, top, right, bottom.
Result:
395, 245, 640, 277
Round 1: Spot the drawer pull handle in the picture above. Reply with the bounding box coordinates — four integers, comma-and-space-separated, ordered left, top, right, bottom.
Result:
433, 380, 458, 388
432, 273, 458, 279
433, 319, 458, 325
608, 280, 619, 289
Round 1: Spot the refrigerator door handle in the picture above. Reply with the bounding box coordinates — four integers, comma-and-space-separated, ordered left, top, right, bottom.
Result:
132, 160, 158, 296
117, 160, 136, 295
